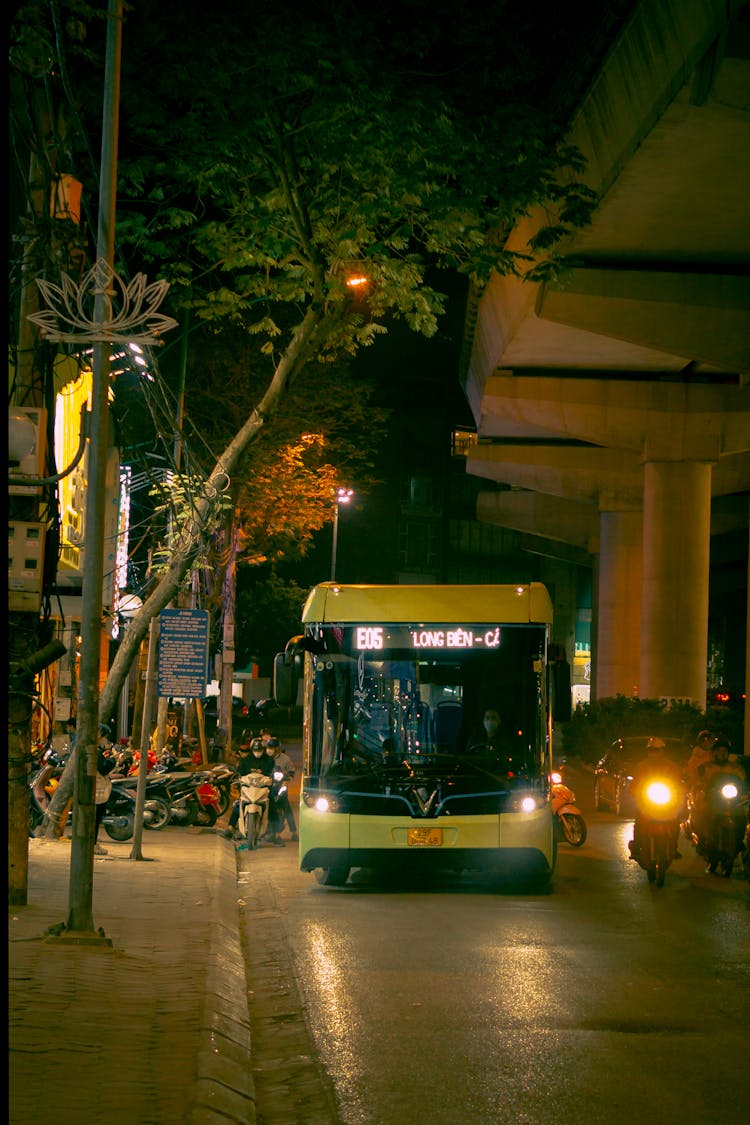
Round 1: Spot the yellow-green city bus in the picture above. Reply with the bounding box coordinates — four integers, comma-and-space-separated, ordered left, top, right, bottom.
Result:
274, 582, 571, 890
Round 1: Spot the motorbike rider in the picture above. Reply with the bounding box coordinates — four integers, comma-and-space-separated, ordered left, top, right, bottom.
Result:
698, 738, 746, 785
686, 730, 716, 786
267, 737, 298, 841
221, 737, 283, 843
628, 737, 684, 862
689, 738, 747, 856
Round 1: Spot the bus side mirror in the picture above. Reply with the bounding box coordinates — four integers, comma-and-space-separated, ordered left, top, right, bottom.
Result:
274, 652, 299, 707
273, 635, 312, 707
549, 644, 572, 723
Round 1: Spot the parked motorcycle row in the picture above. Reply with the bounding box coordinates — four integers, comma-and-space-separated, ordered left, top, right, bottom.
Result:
28, 739, 239, 842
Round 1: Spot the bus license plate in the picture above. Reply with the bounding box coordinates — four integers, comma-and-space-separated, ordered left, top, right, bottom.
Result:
407, 827, 442, 847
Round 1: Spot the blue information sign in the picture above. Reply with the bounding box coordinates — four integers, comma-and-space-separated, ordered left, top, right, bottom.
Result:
157, 609, 210, 698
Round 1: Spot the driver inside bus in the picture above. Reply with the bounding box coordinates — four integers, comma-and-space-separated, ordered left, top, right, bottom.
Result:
468, 709, 515, 768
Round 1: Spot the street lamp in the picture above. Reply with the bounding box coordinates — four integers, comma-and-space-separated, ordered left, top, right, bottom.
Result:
331, 487, 353, 581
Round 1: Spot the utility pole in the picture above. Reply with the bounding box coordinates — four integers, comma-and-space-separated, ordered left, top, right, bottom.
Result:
64, 0, 123, 941
24, 1, 176, 930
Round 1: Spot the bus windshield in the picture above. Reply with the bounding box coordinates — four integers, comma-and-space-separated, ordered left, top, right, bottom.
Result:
307, 622, 548, 790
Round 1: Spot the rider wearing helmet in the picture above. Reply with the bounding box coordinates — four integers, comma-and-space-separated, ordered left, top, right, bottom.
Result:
244, 737, 276, 776
628, 737, 684, 862
221, 739, 280, 841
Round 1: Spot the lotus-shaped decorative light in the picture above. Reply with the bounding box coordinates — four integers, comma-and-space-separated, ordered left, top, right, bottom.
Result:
27, 257, 178, 345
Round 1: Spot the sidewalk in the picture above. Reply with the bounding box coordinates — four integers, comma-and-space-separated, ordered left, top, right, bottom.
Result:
9, 826, 254, 1125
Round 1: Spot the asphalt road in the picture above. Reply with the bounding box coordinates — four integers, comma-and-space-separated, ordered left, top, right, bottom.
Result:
236, 761, 748, 1125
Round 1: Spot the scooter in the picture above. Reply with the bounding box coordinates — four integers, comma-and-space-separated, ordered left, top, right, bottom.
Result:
628, 776, 683, 887
167, 774, 222, 827
550, 770, 587, 846
237, 769, 286, 849
199, 764, 238, 818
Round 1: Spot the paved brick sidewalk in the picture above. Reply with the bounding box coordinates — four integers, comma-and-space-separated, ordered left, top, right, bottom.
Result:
9, 827, 254, 1125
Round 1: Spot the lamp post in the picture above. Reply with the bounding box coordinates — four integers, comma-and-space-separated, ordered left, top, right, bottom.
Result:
331, 488, 353, 581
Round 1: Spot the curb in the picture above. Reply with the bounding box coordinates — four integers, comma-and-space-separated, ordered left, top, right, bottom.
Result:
190, 838, 256, 1124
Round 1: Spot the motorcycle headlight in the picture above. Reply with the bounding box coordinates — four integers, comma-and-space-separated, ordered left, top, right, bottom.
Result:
720, 782, 739, 800
645, 781, 672, 806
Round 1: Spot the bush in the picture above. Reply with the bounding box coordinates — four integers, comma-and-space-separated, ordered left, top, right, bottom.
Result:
558, 696, 744, 765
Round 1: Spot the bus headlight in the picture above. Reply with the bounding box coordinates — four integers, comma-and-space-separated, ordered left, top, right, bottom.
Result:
508, 793, 543, 814
303, 792, 341, 812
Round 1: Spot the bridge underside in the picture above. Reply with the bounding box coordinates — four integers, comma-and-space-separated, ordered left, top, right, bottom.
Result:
460, 0, 750, 736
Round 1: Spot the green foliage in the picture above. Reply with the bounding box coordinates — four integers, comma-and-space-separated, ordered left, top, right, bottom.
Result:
112, 0, 598, 369
560, 696, 744, 764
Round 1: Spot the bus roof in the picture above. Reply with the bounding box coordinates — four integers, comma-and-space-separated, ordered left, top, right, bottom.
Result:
301, 583, 553, 625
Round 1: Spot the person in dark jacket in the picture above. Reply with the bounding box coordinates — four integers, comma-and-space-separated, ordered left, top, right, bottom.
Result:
221, 739, 282, 842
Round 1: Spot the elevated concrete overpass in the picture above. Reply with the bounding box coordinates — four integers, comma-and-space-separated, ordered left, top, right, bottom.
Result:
460, 0, 750, 739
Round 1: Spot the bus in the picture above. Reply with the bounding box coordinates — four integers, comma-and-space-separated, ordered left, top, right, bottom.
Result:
274, 582, 571, 889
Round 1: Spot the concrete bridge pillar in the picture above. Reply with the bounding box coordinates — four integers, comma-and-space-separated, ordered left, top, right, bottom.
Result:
640, 459, 712, 709
596, 506, 643, 700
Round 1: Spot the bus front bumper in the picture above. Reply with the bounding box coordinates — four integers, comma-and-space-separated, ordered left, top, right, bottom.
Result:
298, 807, 556, 877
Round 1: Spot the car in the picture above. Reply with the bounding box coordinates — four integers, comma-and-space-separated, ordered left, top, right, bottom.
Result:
593, 736, 691, 816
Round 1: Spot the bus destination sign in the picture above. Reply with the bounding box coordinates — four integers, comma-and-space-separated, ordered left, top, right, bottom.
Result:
353, 625, 502, 651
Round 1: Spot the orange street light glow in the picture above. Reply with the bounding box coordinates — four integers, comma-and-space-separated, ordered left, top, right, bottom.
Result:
346, 275, 368, 288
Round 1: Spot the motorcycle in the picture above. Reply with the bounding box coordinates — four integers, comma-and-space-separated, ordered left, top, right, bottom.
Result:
163, 773, 222, 827
200, 764, 238, 817
550, 770, 587, 846
237, 769, 286, 849
628, 775, 683, 887
684, 773, 749, 877
101, 777, 178, 840
111, 774, 175, 830
116, 770, 222, 828
100, 781, 140, 841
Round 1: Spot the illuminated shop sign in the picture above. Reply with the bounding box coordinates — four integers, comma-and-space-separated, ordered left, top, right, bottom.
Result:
353, 625, 502, 651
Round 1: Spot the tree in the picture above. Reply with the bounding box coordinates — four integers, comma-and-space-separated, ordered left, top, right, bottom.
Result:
34, 0, 600, 833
